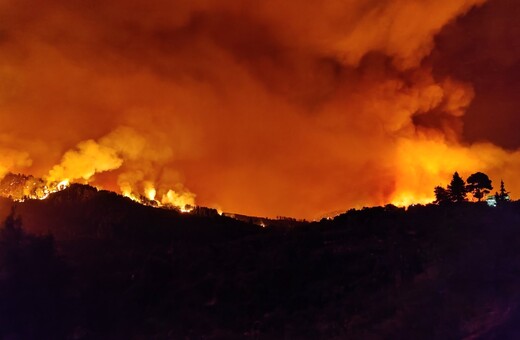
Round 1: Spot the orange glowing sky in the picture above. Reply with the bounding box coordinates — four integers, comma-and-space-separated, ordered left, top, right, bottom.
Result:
0, 0, 519, 219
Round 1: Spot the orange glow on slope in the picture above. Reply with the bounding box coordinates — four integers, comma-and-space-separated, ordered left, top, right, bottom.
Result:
0, 172, 194, 213
122, 182, 195, 213
0, 174, 70, 202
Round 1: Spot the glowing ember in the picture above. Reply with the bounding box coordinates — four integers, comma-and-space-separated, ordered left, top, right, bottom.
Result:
56, 179, 70, 191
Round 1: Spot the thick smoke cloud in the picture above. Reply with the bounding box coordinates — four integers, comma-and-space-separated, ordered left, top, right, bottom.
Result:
431, 0, 520, 149
0, 0, 517, 218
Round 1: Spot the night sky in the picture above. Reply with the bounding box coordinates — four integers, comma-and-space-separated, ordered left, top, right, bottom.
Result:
0, 0, 518, 218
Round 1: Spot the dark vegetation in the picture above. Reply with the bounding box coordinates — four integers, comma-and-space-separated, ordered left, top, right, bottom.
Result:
0, 181, 520, 339
435, 171, 509, 205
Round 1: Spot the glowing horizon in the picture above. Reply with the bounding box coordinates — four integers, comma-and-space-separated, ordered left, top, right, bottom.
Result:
0, 0, 518, 219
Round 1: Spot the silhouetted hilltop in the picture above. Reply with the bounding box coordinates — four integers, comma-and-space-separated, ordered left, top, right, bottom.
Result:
1, 187, 520, 338
0, 183, 260, 241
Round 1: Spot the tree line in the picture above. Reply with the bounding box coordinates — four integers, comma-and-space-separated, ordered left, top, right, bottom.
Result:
434, 171, 510, 205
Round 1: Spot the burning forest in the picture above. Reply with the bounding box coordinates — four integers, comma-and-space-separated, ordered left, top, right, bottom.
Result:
0, 171, 195, 212
0, 0, 518, 219
1, 0, 520, 338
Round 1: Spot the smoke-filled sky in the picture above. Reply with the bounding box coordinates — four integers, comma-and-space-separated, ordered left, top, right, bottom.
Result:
0, 0, 519, 218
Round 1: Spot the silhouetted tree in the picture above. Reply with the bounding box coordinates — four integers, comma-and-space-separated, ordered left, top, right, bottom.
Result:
434, 186, 451, 205
466, 172, 493, 202
495, 179, 510, 205
447, 172, 467, 203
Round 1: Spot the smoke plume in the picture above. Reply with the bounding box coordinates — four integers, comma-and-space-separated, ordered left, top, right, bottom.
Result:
0, 0, 518, 218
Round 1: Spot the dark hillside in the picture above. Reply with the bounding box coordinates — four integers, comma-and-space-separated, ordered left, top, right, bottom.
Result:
1, 186, 520, 338
0, 184, 259, 242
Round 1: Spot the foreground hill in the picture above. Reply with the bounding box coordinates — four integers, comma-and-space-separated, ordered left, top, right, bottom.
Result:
0, 184, 260, 241
1, 185, 520, 339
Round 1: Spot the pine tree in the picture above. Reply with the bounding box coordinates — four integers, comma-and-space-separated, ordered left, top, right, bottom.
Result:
495, 180, 510, 205
447, 172, 467, 203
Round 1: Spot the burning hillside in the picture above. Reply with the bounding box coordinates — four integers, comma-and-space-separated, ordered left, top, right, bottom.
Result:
0, 172, 194, 213
0, 0, 518, 219
0, 173, 68, 201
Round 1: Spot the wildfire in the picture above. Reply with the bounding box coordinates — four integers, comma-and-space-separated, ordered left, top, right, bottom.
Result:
57, 179, 70, 191
144, 182, 156, 201
0, 173, 70, 202
121, 189, 140, 202
390, 193, 435, 207
0, 127, 199, 213
35, 179, 71, 200
109, 185, 194, 212
161, 189, 195, 213
0, 0, 516, 219
121, 185, 195, 213
0, 172, 195, 213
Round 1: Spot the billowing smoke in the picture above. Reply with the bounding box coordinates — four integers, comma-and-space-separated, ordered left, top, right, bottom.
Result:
0, 0, 518, 218
0, 148, 32, 179
47, 137, 123, 183
45, 127, 195, 209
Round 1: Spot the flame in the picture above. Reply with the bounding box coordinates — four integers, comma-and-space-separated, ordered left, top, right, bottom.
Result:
0, 0, 517, 218
0, 171, 195, 214
0, 173, 71, 202
122, 189, 139, 202
161, 189, 195, 213
0, 127, 199, 213
144, 182, 156, 201
118, 182, 195, 212
390, 193, 435, 207
56, 179, 70, 191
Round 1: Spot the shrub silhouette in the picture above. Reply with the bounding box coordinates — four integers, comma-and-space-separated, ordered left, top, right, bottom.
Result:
434, 172, 469, 204
434, 186, 451, 205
